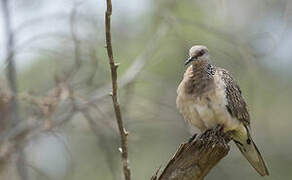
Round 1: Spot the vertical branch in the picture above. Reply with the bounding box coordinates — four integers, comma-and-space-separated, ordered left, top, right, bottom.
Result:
1, 0, 28, 179
1, 0, 17, 125
104, 1, 131, 180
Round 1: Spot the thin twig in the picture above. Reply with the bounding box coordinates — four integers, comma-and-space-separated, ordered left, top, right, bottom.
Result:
88, 23, 168, 102
64, 4, 83, 82
104, 0, 131, 180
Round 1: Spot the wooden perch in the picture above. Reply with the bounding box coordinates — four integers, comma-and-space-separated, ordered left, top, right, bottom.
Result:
152, 126, 232, 180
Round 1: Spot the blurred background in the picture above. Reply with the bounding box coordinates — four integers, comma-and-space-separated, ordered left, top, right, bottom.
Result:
0, 0, 291, 179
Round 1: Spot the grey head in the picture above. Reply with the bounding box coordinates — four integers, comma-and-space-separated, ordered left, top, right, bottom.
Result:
184, 45, 210, 66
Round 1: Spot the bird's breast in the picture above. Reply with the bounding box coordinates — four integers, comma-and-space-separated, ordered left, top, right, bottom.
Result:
176, 71, 241, 132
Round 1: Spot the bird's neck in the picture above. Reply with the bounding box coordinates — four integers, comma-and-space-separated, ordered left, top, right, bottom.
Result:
191, 59, 210, 73
184, 59, 215, 96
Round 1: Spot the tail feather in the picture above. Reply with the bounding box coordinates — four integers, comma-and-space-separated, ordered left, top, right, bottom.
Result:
232, 126, 269, 176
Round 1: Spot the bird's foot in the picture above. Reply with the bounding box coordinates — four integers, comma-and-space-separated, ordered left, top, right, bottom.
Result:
215, 124, 224, 132
214, 124, 232, 142
187, 133, 197, 143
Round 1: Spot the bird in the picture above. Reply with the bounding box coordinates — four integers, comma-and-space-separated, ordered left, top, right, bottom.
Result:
176, 45, 269, 176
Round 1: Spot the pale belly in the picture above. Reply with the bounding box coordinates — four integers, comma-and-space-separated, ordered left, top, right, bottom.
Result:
190, 96, 240, 131
176, 69, 242, 132
177, 90, 241, 132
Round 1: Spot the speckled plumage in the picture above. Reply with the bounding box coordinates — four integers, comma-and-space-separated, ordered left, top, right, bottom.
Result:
217, 67, 250, 126
184, 60, 215, 96
177, 61, 242, 132
176, 45, 269, 176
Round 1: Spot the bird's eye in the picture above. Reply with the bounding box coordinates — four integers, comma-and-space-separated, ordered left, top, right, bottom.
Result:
197, 50, 205, 57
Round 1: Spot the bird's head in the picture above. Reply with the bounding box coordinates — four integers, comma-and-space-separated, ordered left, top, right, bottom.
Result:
185, 45, 209, 66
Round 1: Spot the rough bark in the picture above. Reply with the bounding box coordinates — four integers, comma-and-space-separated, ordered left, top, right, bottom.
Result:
152, 126, 231, 180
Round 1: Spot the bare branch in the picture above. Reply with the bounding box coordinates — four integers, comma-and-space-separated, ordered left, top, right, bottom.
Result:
0, 104, 76, 167
104, 0, 131, 180
152, 126, 231, 180
88, 23, 168, 102
61, 4, 84, 82
1, 0, 17, 125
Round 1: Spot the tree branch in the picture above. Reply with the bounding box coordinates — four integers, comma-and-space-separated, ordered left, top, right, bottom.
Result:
104, 1, 131, 180
86, 23, 168, 103
152, 126, 231, 180
1, 0, 17, 126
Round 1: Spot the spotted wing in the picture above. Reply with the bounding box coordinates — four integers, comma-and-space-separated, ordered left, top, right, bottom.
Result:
218, 68, 250, 126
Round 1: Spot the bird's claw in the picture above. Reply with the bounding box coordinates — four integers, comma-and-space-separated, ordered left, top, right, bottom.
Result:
187, 133, 197, 143
215, 124, 224, 132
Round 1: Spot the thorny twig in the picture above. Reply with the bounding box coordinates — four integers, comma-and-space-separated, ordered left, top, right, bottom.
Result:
105, 0, 131, 180
88, 23, 168, 102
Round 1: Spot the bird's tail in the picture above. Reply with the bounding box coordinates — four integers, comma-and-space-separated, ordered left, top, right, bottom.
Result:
232, 125, 269, 176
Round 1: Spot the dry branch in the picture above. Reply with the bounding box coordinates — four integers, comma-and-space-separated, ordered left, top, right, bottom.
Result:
104, 0, 131, 180
88, 23, 168, 102
152, 126, 231, 180
1, 0, 17, 126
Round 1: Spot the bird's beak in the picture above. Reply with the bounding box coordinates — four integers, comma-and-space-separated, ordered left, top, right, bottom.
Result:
184, 56, 195, 66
